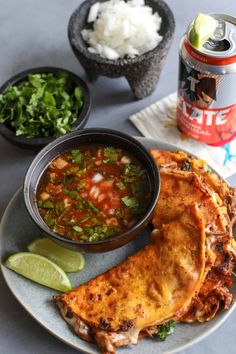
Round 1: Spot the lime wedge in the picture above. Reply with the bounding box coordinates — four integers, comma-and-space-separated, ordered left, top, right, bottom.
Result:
27, 238, 85, 273
5, 252, 72, 292
190, 13, 218, 49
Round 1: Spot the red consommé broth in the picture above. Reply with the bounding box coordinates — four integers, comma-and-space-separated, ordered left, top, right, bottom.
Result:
36, 145, 151, 242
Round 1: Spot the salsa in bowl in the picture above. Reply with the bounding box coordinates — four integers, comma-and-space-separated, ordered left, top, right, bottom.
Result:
24, 128, 160, 252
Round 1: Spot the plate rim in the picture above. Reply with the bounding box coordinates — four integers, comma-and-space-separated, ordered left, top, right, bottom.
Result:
0, 137, 235, 354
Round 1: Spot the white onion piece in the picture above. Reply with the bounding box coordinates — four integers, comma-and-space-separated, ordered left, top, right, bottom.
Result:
120, 155, 131, 164
92, 172, 104, 183
87, 2, 100, 23
90, 185, 100, 199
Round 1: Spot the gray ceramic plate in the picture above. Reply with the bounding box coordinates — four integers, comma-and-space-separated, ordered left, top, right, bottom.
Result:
0, 138, 235, 354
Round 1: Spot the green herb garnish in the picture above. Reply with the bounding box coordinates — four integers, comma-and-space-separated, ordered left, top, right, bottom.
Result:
69, 191, 78, 200
44, 212, 55, 226
121, 196, 139, 210
85, 200, 100, 214
124, 164, 144, 177
0, 72, 84, 138
71, 149, 83, 164
72, 226, 83, 233
77, 181, 85, 191
115, 181, 126, 191
156, 320, 176, 341
42, 201, 54, 209
103, 146, 118, 163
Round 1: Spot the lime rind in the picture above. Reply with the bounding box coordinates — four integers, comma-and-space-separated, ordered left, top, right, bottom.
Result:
5, 252, 72, 292
190, 13, 218, 49
27, 238, 85, 273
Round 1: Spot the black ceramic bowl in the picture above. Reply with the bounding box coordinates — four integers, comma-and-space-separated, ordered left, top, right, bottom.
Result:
0, 67, 91, 150
68, 0, 175, 99
23, 128, 160, 253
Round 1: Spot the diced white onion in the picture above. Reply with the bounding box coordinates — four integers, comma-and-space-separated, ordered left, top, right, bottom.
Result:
90, 185, 100, 199
87, 2, 101, 23
92, 172, 104, 183
81, 0, 163, 60
120, 155, 131, 164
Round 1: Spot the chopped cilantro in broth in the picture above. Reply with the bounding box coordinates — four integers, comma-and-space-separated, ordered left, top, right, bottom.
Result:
36, 145, 151, 242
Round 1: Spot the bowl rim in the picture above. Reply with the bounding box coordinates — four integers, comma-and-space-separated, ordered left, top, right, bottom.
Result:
68, 0, 175, 65
0, 66, 91, 148
23, 128, 160, 247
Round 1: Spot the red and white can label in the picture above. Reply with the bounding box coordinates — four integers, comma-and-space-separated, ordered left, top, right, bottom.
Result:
177, 95, 236, 146
177, 56, 236, 146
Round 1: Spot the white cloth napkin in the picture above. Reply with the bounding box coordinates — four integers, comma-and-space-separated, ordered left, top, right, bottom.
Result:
130, 92, 236, 178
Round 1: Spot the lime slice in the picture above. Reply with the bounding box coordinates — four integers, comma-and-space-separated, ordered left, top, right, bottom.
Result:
190, 13, 218, 49
27, 238, 85, 273
5, 252, 72, 292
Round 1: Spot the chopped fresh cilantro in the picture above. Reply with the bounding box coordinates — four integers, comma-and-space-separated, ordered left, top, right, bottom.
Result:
103, 146, 118, 163
156, 320, 176, 341
69, 191, 78, 200
122, 196, 139, 210
85, 200, 100, 214
42, 201, 54, 209
44, 212, 55, 226
105, 226, 119, 238
75, 200, 84, 211
71, 149, 83, 164
115, 181, 126, 191
62, 188, 70, 194
37, 200, 44, 208
0, 72, 84, 138
55, 201, 64, 215
81, 215, 90, 223
72, 226, 83, 233
77, 181, 85, 191
124, 164, 144, 177
74, 86, 83, 109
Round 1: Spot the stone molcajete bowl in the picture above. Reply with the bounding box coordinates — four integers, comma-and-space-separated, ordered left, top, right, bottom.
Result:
68, 0, 175, 99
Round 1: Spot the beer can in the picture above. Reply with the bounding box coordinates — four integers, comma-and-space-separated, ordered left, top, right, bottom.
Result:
176, 14, 236, 146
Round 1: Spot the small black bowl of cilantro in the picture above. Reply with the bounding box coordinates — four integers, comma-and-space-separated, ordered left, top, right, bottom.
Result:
0, 67, 91, 150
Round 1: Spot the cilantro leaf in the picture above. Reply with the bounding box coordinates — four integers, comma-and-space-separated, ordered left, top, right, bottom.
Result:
121, 196, 139, 210
71, 149, 83, 164
116, 181, 126, 191
124, 164, 144, 177
103, 146, 118, 163
156, 320, 176, 341
72, 226, 83, 233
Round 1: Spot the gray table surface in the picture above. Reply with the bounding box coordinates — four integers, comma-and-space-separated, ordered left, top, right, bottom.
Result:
0, 0, 235, 353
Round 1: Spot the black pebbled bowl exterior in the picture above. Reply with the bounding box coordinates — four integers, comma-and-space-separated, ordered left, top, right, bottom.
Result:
68, 0, 175, 99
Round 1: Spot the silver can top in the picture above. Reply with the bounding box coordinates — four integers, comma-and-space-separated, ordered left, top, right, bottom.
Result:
187, 13, 236, 58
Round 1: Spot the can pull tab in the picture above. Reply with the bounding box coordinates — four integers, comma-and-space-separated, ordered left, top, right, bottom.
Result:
212, 20, 226, 40
204, 19, 230, 51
